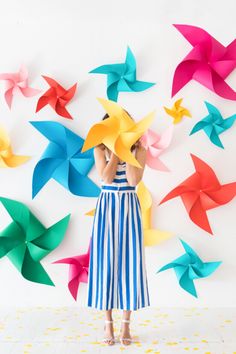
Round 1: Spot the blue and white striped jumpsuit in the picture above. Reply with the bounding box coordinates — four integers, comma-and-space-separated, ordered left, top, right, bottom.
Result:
86, 154, 150, 311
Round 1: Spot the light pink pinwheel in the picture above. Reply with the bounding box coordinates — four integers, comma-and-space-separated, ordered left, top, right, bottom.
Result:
0, 64, 40, 108
140, 126, 173, 171
172, 24, 236, 100
52, 240, 90, 300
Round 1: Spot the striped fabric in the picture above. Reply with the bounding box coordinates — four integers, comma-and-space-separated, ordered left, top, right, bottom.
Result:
86, 159, 150, 311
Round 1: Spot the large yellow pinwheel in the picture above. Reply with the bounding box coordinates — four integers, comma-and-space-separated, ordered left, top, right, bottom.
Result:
81, 98, 155, 168
137, 181, 173, 246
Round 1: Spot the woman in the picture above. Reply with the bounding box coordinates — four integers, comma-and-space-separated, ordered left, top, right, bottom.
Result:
86, 113, 150, 346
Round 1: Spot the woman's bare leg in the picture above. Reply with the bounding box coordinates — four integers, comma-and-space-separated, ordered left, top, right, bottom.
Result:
121, 310, 132, 345
104, 309, 115, 345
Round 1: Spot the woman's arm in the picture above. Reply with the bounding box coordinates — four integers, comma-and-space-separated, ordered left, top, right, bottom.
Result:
126, 140, 147, 186
94, 145, 119, 184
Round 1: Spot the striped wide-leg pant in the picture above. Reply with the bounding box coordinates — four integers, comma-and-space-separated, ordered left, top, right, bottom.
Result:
86, 185, 150, 311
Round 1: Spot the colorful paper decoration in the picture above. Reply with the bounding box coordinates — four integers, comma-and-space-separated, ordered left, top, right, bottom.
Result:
52, 239, 90, 300
0, 125, 30, 167
164, 98, 191, 124
140, 126, 173, 171
137, 181, 173, 246
159, 153, 236, 234
36, 76, 77, 119
89, 46, 155, 101
30, 121, 100, 198
81, 98, 155, 168
0, 64, 40, 108
0, 196, 70, 285
156, 238, 222, 297
190, 101, 236, 148
171, 24, 236, 100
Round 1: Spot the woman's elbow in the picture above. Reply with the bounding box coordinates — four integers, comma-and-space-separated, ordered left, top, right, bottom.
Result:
127, 176, 141, 186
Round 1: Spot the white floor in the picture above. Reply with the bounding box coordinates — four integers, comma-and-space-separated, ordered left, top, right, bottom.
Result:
0, 307, 235, 354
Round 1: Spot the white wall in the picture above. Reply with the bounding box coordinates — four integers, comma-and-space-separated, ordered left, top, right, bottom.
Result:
0, 0, 235, 308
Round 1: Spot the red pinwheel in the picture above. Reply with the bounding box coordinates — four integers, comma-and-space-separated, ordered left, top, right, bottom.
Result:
36, 76, 77, 119
52, 240, 90, 300
159, 154, 236, 234
172, 24, 236, 100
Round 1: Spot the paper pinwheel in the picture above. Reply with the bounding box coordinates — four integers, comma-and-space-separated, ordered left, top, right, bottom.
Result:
164, 98, 191, 124
156, 238, 222, 297
36, 76, 77, 119
30, 121, 100, 198
0, 125, 30, 167
172, 24, 236, 100
89, 46, 155, 101
52, 239, 90, 300
0, 196, 70, 285
137, 181, 173, 246
0, 64, 40, 108
190, 101, 236, 148
140, 126, 173, 171
81, 98, 155, 168
159, 154, 236, 234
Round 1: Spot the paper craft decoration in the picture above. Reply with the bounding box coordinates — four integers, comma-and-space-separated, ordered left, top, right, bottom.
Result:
140, 126, 173, 171
159, 153, 236, 234
81, 98, 155, 168
156, 238, 222, 297
164, 98, 191, 124
190, 101, 236, 148
0, 196, 70, 285
0, 64, 40, 108
171, 24, 236, 100
36, 76, 77, 119
52, 239, 90, 300
89, 46, 155, 101
0, 125, 30, 167
30, 121, 100, 198
137, 181, 173, 246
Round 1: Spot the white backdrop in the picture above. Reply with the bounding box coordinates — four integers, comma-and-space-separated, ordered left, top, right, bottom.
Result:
0, 0, 235, 308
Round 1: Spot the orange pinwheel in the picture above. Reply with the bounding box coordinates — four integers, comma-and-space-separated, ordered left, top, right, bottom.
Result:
159, 154, 236, 234
36, 76, 77, 119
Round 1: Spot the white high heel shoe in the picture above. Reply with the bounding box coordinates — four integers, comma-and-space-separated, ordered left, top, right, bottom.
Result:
119, 319, 132, 345
102, 319, 115, 345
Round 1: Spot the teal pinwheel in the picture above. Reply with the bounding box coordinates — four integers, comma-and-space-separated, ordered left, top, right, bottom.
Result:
190, 101, 236, 148
156, 238, 222, 297
0, 196, 70, 285
89, 46, 155, 101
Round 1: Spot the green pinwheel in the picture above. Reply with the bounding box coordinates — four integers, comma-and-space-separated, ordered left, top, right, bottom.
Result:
89, 46, 155, 102
156, 238, 222, 297
0, 197, 70, 285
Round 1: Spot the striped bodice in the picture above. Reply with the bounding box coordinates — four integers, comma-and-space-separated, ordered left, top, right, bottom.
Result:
101, 159, 130, 188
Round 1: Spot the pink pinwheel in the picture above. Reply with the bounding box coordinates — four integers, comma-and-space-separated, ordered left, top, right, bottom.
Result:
0, 64, 40, 108
52, 240, 90, 300
140, 126, 173, 171
172, 24, 236, 100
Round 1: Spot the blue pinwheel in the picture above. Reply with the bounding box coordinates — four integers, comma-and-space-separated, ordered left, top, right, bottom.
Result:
30, 121, 101, 198
190, 101, 236, 148
156, 238, 222, 297
89, 46, 155, 101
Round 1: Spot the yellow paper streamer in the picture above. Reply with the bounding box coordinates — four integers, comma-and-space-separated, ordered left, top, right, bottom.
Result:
137, 181, 173, 246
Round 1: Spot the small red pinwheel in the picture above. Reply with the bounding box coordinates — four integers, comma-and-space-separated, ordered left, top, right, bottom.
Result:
36, 76, 77, 119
